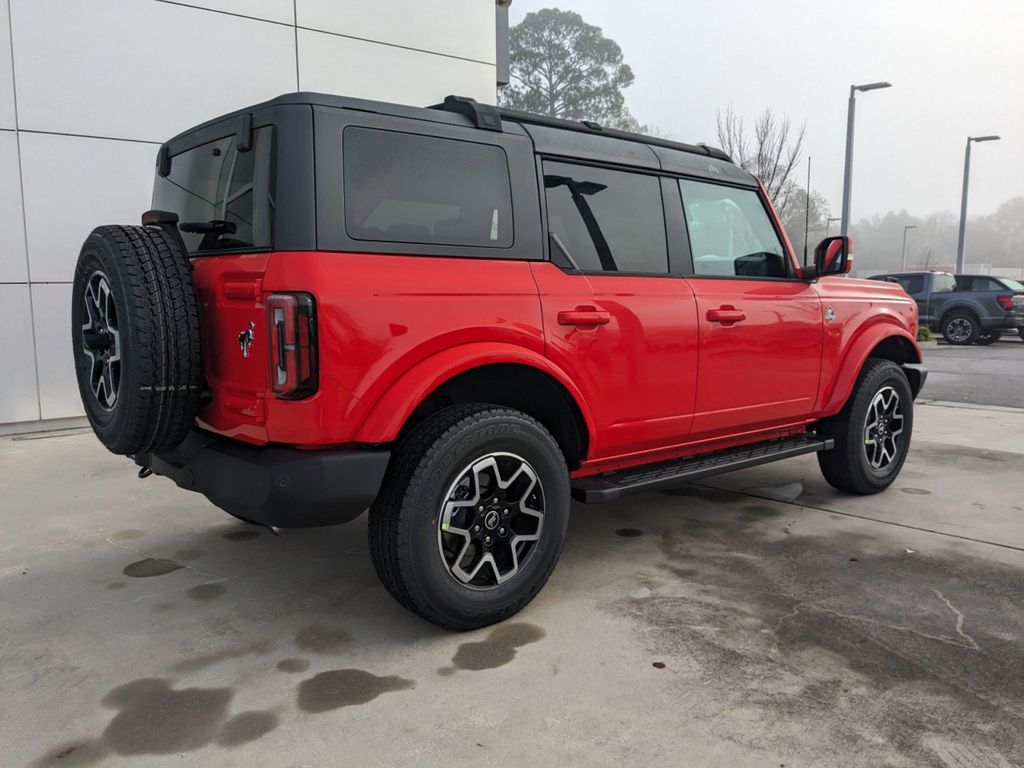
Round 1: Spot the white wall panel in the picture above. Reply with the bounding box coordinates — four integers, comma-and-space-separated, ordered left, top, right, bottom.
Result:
0, 130, 26, 282
10, 0, 296, 142
162, 0, 294, 25
0, 284, 39, 423
0, 0, 14, 129
20, 133, 156, 283
298, 29, 496, 107
297, 0, 495, 64
32, 283, 81, 420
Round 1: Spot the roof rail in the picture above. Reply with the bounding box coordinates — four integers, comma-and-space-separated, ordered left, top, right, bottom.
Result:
432, 95, 733, 164
431, 95, 503, 131
494, 106, 733, 163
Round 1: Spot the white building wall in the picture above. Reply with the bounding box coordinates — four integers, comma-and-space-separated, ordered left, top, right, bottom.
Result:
1, 0, 497, 432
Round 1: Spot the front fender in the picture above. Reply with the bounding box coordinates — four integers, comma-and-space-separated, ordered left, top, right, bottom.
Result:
354, 342, 596, 444
818, 323, 921, 417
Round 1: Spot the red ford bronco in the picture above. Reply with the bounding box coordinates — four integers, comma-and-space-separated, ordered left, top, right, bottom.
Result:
72, 93, 926, 629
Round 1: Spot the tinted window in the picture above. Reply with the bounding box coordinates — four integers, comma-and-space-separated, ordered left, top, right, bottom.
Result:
152, 128, 272, 254
679, 179, 788, 278
543, 161, 668, 274
895, 275, 925, 294
343, 127, 512, 248
958, 276, 1004, 292
932, 273, 957, 293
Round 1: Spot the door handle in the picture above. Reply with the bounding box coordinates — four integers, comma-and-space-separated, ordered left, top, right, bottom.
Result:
558, 306, 611, 328
707, 306, 746, 326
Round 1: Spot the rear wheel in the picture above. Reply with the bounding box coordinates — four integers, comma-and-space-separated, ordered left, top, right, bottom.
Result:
1018, 328, 1024, 342
816, 359, 914, 495
368, 404, 570, 630
976, 331, 1002, 345
941, 312, 980, 345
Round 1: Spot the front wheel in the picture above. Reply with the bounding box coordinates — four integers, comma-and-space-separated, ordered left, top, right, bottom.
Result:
368, 404, 570, 630
816, 359, 914, 495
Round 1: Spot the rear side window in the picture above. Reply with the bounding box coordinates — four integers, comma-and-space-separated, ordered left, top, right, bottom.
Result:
343, 127, 513, 248
932, 273, 957, 293
152, 127, 273, 254
957, 276, 1004, 291
895, 275, 925, 294
543, 161, 668, 274
679, 179, 789, 278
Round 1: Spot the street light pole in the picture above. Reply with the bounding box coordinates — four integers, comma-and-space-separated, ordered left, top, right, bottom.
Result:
840, 81, 892, 236
901, 224, 917, 271
955, 135, 1001, 273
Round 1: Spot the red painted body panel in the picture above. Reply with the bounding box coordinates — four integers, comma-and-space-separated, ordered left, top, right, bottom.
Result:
187, 195, 919, 473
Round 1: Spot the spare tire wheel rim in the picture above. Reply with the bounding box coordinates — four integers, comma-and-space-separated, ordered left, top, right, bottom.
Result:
81, 271, 121, 410
437, 452, 545, 591
947, 317, 972, 343
863, 386, 904, 470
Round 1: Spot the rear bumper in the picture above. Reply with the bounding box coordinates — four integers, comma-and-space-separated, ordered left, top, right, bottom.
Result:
134, 429, 390, 528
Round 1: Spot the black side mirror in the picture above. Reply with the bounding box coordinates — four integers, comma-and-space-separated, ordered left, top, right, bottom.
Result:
813, 235, 852, 277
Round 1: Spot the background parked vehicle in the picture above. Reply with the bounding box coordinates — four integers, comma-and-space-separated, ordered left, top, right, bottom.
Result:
869, 271, 1024, 345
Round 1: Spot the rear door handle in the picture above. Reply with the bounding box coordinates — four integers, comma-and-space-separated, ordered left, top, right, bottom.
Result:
707, 306, 746, 326
558, 307, 611, 328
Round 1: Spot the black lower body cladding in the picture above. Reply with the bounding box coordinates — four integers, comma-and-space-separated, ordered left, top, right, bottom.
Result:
72, 225, 201, 455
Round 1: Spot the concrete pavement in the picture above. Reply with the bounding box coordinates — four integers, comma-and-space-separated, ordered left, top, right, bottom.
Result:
1, 400, 1023, 767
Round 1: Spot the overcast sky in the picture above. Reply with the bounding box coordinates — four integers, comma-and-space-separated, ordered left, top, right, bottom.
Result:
508, 0, 1024, 222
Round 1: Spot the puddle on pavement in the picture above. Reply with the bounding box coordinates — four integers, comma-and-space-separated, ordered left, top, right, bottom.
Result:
297, 669, 414, 712
277, 658, 311, 673
185, 583, 226, 602
441, 622, 546, 673
216, 710, 279, 746
122, 558, 183, 578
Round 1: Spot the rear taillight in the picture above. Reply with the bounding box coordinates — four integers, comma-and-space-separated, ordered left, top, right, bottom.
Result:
996, 294, 1014, 311
267, 293, 317, 399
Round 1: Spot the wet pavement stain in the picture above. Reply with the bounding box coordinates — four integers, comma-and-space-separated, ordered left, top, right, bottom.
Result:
295, 624, 352, 654
277, 658, 311, 673
223, 529, 261, 541
122, 558, 183, 578
111, 529, 145, 540
446, 622, 546, 672
615, 528, 644, 538
297, 669, 414, 713
101, 678, 232, 754
216, 710, 279, 746
900, 487, 933, 495
33, 739, 108, 766
105, 581, 127, 590
185, 583, 226, 602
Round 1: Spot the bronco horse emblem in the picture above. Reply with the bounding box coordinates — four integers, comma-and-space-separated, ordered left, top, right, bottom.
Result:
238, 321, 255, 359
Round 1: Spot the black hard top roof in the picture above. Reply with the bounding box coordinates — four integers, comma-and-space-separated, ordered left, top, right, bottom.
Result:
167, 91, 753, 186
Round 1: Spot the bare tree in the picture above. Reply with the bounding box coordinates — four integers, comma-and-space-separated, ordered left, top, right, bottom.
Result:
715, 106, 806, 216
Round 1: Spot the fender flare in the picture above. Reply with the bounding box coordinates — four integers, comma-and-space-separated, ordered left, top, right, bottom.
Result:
819, 323, 920, 416
353, 342, 596, 445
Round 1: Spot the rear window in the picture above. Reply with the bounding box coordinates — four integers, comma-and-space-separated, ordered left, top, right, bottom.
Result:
343, 127, 513, 248
152, 127, 273, 254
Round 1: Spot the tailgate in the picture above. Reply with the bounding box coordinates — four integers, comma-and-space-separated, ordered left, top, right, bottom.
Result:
191, 253, 271, 444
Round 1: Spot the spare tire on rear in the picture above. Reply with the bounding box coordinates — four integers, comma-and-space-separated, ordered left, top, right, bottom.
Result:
71, 225, 201, 455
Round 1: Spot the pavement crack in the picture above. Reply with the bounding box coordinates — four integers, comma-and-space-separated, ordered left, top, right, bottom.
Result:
933, 589, 981, 651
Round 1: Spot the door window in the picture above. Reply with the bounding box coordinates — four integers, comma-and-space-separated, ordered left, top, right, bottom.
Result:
543, 161, 668, 274
679, 179, 789, 278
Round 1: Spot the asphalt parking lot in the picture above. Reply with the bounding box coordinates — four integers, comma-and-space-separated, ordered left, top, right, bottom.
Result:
2, 345, 1023, 768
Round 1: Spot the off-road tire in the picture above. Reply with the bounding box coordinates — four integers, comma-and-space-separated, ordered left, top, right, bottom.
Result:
941, 311, 980, 345
975, 331, 1001, 346
816, 358, 914, 495
368, 404, 570, 630
71, 225, 201, 455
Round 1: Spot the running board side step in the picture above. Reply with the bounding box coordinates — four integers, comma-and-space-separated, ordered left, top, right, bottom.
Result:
571, 435, 833, 503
